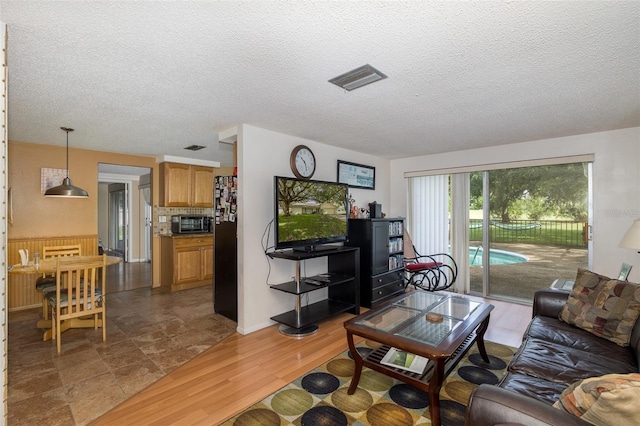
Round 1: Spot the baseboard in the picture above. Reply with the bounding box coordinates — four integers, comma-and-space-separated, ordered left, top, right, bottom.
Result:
236, 320, 276, 335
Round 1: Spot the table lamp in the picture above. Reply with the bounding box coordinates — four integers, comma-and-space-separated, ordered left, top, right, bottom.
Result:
619, 219, 640, 252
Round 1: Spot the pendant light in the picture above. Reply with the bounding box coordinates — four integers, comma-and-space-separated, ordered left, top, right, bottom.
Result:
44, 127, 89, 198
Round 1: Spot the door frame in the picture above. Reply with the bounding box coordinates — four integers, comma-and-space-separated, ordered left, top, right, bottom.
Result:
99, 170, 150, 263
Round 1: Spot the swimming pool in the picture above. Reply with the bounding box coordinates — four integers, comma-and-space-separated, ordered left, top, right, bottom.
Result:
469, 247, 529, 266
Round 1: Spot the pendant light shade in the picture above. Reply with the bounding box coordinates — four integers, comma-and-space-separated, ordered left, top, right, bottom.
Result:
45, 127, 89, 198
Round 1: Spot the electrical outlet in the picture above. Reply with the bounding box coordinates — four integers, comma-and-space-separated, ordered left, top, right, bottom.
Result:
159, 215, 167, 223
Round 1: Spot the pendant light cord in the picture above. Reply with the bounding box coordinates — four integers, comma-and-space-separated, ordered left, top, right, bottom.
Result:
65, 130, 69, 178
61, 126, 74, 178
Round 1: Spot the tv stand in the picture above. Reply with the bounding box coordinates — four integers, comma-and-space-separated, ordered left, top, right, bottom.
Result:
267, 247, 360, 337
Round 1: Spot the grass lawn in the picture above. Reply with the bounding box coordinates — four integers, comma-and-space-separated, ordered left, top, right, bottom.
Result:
277, 214, 346, 242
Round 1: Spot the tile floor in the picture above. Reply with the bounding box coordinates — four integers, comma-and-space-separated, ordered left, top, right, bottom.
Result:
8, 284, 237, 425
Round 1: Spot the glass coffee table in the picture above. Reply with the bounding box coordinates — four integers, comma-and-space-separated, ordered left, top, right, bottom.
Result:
344, 291, 494, 426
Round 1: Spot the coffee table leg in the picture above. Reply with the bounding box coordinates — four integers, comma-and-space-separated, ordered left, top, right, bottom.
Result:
476, 314, 491, 363
346, 331, 363, 395
429, 359, 445, 426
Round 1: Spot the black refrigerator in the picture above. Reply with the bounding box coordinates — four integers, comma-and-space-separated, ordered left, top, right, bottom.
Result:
214, 175, 238, 322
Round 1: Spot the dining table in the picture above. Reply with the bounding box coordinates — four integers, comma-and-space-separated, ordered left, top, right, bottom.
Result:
9, 255, 123, 341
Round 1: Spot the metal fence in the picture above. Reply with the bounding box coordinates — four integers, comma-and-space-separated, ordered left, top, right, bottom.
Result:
469, 219, 588, 247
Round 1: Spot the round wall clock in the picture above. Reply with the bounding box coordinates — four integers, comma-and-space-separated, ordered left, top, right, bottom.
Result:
290, 145, 316, 179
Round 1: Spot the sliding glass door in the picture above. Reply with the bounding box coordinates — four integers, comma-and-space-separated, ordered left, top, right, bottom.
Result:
409, 161, 591, 303
469, 163, 591, 301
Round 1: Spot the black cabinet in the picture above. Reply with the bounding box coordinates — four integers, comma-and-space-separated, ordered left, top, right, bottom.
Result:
267, 247, 360, 336
348, 218, 405, 308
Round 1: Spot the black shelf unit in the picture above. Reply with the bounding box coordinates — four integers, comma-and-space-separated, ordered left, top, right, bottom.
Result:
347, 218, 406, 308
268, 246, 360, 336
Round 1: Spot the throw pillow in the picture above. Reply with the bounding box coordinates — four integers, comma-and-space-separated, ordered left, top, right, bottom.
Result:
559, 268, 640, 346
553, 373, 640, 426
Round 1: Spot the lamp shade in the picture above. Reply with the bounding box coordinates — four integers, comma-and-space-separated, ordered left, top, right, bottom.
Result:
619, 219, 640, 250
44, 177, 89, 198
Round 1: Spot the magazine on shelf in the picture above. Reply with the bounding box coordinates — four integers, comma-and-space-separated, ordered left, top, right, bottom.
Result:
380, 347, 429, 374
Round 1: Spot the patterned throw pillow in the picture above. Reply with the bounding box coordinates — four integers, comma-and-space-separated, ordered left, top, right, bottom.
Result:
559, 268, 640, 346
553, 373, 640, 425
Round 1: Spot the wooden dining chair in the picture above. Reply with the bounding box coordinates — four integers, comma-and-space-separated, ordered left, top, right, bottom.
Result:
46, 254, 107, 353
35, 244, 82, 320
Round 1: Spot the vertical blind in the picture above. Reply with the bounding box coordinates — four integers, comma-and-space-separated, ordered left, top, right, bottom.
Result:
407, 175, 449, 258
407, 174, 469, 293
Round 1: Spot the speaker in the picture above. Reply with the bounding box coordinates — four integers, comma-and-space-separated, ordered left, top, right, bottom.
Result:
369, 203, 382, 218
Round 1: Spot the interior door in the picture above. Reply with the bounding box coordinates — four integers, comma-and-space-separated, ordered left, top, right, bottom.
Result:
108, 183, 128, 260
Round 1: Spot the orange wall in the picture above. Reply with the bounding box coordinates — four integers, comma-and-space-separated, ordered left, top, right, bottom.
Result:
8, 141, 162, 284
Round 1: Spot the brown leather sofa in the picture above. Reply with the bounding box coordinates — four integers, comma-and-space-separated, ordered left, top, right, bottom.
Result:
465, 288, 640, 426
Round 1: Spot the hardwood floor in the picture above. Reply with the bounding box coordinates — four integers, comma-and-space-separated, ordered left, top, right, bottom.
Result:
92, 292, 531, 425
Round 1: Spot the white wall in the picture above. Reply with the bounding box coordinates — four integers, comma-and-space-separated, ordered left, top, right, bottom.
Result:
235, 125, 640, 334
389, 127, 640, 282
237, 124, 391, 334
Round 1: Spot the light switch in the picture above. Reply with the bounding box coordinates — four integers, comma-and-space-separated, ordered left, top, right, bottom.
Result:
159, 215, 167, 223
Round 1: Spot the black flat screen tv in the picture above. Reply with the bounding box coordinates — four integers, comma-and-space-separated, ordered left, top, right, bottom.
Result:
274, 176, 349, 252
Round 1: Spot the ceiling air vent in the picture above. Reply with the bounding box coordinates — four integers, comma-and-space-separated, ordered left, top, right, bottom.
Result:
328, 64, 387, 91
184, 145, 206, 151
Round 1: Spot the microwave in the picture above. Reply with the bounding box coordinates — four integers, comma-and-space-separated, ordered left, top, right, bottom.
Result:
171, 215, 213, 234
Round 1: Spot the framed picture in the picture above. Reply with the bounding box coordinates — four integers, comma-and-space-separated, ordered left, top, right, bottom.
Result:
41, 167, 67, 194
618, 263, 632, 281
337, 160, 375, 190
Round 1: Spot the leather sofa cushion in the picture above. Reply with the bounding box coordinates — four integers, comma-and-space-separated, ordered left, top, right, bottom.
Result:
526, 316, 636, 362
508, 337, 637, 387
500, 372, 568, 405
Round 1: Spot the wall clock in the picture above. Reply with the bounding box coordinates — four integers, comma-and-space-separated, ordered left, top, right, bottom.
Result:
290, 145, 316, 179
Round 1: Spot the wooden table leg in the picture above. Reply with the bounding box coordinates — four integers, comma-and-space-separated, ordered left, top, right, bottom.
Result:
346, 331, 363, 395
428, 358, 445, 426
475, 314, 491, 363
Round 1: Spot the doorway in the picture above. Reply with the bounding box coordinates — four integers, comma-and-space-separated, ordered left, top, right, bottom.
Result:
98, 164, 152, 291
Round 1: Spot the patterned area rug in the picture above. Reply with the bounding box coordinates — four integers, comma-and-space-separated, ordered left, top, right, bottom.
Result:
222, 340, 515, 426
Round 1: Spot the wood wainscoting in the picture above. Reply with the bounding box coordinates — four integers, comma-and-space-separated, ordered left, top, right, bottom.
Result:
7, 235, 99, 311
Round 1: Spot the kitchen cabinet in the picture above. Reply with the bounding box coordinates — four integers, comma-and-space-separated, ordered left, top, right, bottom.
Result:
160, 162, 214, 207
161, 235, 213, 291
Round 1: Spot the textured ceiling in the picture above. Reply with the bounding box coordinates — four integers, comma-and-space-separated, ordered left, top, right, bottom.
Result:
1, 1, 639, 167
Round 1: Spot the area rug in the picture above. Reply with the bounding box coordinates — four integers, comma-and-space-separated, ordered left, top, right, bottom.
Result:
222, 340, 515, 426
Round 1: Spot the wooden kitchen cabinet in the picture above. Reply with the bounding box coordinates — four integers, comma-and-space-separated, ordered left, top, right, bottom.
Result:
161, 235, 214, 291
191, 165, 214, 207
160, 162, 214, 207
